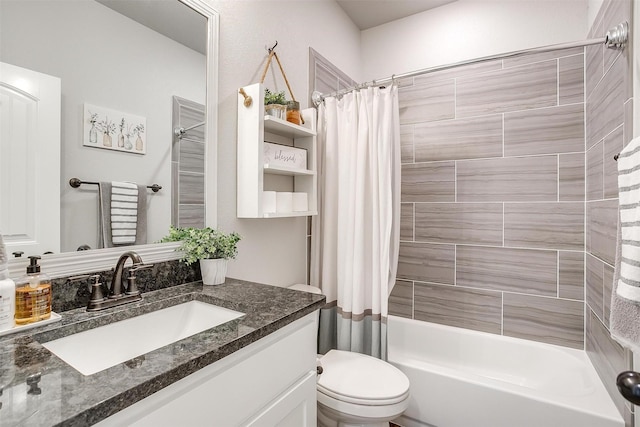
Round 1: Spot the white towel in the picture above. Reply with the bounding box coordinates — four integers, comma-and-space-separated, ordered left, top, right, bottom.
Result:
98, 182, 148, 248
611, 208, 640, 352
616, 136, 640, 303
111, 181, 138, 245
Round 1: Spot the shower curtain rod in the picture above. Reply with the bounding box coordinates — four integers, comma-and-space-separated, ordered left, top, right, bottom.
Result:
311, 21, 629, 106
173, 121, 205, 139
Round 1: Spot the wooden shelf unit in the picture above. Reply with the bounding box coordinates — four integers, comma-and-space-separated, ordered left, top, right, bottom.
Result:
237, 83, 317, 218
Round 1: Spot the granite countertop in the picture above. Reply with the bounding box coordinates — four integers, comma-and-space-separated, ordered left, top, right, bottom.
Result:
0, 280, 325, 427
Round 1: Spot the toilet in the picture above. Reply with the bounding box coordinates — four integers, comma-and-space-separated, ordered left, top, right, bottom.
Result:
288, 284, 411, 427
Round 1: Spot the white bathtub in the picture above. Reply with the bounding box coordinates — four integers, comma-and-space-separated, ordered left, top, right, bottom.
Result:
387, 316, 624, 427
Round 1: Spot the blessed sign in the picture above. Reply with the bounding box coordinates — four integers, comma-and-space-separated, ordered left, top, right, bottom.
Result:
264, 142, 307, 171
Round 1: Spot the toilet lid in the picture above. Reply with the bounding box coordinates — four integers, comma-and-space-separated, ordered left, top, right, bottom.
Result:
317, 350, 410, 405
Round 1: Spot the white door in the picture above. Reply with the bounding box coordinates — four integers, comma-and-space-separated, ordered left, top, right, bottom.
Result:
0, 62, 61, 256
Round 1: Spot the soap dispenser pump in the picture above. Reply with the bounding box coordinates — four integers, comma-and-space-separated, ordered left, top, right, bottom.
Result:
15, 256, 52, 325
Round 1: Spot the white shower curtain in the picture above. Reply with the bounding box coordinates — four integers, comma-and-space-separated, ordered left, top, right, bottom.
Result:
311, 85, 401, 359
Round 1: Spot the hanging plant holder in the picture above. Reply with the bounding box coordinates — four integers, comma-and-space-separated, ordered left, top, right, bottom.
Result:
257, 42, 304, 125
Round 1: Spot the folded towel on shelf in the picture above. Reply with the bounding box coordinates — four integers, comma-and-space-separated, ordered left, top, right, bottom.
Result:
98, 182, 147, 248
615, 136, 640, 303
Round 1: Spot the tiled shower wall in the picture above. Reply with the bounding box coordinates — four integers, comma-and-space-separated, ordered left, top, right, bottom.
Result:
171, 96, 206, 228
311, 7, 633, 418
391, 48, 587, 349
584, 0, 633, 422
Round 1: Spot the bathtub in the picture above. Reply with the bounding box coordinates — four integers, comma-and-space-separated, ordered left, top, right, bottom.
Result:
387, 316, 624, 427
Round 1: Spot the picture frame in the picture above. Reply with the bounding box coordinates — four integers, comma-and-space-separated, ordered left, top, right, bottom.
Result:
83, 103, 146, 154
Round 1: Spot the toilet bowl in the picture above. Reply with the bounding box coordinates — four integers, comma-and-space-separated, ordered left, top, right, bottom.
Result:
317, 349, 410, 427
288, 284, 411, 427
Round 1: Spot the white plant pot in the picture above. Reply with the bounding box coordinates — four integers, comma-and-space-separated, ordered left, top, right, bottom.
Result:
199, 258, 228, 285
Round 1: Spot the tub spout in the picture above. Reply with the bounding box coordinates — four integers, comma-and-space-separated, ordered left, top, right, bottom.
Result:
617, 371, 640, 405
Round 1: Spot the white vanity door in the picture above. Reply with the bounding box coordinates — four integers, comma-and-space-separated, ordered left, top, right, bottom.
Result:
0, 62, 61, 255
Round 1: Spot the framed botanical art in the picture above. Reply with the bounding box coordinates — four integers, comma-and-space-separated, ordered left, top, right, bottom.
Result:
84, 103, 146, 154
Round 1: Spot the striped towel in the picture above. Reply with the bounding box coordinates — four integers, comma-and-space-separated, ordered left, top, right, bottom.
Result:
616, 136, 640, 303
111, 181, 139, 245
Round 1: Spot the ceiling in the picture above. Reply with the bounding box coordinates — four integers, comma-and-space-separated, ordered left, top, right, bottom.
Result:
96, 0, 207, 54
95, 0, 459, 54
337, 0, 458, 30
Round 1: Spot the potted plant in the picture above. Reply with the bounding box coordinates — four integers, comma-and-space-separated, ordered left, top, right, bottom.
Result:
161, 226, 241, 285
264, 88, 287, 120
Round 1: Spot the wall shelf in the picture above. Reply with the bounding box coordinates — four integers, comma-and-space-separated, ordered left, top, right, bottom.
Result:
237, 83, 317, 219
264, 116, 316, 138
263, 164, 315, 176
263, 211, 318, 219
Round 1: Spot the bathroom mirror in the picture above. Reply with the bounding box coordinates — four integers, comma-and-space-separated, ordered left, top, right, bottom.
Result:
0, 0, 219, 278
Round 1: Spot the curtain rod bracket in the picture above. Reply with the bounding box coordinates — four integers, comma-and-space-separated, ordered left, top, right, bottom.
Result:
605, 21, 628, 49
311, 91, 323, 107
174, 121, 205, 139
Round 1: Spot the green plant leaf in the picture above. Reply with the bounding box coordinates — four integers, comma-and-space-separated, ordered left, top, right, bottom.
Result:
264, 88, 287, 105
160, 226, 241, 265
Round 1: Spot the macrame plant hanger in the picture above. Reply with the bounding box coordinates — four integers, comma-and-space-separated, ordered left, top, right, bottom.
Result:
259, 41, 304, 124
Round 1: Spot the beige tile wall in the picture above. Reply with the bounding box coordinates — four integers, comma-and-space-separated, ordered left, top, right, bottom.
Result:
393, 46, 587, 350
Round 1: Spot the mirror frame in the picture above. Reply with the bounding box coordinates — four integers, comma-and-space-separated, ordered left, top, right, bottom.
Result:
6, 0, 219, 279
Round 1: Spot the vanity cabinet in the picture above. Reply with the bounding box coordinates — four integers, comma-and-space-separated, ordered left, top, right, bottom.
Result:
96, 313, 318, 426
237, 83, 317, 218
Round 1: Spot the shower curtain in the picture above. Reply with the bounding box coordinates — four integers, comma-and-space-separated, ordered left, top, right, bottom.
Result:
310, 85, 401, 359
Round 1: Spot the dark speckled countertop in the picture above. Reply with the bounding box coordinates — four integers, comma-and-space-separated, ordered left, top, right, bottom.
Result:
0, 279, 325, 427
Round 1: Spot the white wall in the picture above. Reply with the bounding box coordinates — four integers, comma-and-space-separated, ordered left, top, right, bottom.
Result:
210, 0, 361, 286
0, 0, 205, 252
360, 0, 588, 81
207, 0, 592, 287
588, 0, 606, 30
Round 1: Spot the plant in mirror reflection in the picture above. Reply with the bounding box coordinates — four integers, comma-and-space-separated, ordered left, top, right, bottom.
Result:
160, 226, 241, 265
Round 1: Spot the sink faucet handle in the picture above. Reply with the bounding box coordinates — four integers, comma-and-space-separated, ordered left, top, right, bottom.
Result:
126, 264, 152, 296
26, 372, 42, 395
88, 275, 106, 306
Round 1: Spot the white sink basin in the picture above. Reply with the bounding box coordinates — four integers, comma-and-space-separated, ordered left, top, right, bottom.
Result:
42, 301, 244, 376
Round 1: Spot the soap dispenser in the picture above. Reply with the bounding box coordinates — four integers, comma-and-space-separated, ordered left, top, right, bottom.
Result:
15, 256, 52, 325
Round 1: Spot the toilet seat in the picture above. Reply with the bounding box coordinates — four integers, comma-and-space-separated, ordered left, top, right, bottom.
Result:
317, 350, 410, 406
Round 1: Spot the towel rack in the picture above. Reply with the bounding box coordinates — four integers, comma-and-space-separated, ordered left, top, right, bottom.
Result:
69, 178, 162, 193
